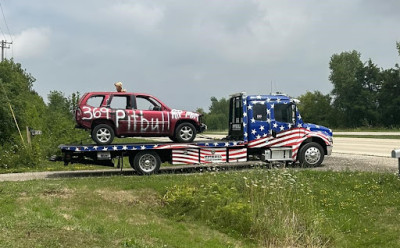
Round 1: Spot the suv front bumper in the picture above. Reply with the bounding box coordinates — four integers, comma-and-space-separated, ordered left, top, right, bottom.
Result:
199, 123, 207, 133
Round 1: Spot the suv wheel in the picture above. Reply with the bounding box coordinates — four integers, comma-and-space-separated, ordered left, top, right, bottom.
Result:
175, 123, 196, 143
92, 124, 115, 145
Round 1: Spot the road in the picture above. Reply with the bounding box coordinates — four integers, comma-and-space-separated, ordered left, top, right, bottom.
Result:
333, 137, 399, 157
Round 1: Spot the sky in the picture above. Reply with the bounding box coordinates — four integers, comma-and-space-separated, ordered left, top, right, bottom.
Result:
1, 0, 399, 111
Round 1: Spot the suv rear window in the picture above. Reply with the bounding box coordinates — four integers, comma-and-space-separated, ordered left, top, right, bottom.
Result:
86, 96, 104, 107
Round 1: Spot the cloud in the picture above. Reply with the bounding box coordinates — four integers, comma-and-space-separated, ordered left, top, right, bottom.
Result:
106, 2, 164, 31
13, 27, 51, 59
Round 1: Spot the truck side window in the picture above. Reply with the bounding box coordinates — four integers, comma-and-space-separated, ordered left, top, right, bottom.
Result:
253, 103, 267, 121
274, 104, 293, 123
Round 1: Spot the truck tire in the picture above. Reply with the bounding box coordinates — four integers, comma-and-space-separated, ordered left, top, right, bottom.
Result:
175, 122, 196, 143
130, 151, 161, 175
92, 124, 115, 145
298, 142, 324, 167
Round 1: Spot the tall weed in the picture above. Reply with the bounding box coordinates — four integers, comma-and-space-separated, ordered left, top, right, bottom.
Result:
162, 170, 333, 247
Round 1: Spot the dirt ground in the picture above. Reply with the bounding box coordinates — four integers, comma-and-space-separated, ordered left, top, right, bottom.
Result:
319, 152, 398, 174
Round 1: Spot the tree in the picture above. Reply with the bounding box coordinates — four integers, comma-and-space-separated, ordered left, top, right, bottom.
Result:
202, 97, 229, 130
0, 59, 45, 144
329, 51, 380, 127
297, 91, 335, 127
377, 66, 400, 127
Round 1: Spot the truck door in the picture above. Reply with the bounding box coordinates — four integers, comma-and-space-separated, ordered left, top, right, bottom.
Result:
247, 100, 270, 145
269, 102, 299, 143
228, 95, 244, 140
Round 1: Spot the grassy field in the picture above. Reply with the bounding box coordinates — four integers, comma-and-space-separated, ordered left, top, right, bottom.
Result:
1, 169, 400, 247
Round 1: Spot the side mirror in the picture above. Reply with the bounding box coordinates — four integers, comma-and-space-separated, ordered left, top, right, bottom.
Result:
272, 130, 277, 138
153, 106, 162, 111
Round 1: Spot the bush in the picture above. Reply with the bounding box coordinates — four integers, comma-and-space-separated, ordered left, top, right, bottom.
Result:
0, 143, 42, 169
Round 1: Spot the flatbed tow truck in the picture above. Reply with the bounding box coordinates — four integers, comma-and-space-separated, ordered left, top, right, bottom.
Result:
60, 93, 333, 175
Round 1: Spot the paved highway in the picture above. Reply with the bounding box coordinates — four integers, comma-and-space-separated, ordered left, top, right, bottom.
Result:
333, 137, 399, 157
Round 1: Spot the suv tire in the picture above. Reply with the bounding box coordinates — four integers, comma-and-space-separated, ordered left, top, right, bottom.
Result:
175, 122, 196, 143
92, 124, 115, 145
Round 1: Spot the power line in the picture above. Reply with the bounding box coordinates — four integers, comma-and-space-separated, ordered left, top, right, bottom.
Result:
0, 17, 6, 41
0, 1, 13, 42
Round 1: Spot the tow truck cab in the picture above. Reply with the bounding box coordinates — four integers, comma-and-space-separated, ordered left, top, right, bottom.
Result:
228, 92, 333, 166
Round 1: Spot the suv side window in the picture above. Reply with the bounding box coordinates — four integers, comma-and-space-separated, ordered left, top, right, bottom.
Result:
109, 96, 131, 109
86, 96, 104, 107
274, 104, 293, 123
136, 96, 161, 110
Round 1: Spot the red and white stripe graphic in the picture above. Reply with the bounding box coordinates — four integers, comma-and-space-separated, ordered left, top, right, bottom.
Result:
199, 148, 227, 163
248, 128, 332, 160
172, 149, 199, 165
228, 148, 247, 162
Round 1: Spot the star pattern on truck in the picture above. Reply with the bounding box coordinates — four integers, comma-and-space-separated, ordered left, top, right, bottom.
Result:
244, 96, 308, 142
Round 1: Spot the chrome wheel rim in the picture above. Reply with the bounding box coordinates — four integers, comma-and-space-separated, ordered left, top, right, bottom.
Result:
96, 128, 111, 143
179, 126, 193, 141
304, 147, 321, 165
138, 154, 157, 173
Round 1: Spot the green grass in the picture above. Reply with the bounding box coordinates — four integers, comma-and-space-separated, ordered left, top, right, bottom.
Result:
0, 169, 400, 247
0, 161, 113, 174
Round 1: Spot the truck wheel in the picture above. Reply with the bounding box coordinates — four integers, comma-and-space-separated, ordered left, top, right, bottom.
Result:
130, 151, 161, 175
298, 142, 324, 167
175, 123, 196, 143
92, 124, 115, 145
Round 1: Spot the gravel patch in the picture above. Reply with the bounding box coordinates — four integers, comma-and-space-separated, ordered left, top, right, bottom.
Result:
317, 152, 398, 174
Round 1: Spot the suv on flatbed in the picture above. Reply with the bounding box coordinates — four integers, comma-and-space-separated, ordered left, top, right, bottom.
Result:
75, 92, 206, 145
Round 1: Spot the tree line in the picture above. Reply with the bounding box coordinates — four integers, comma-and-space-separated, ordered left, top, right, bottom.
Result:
0, 59, 86, 168
298, 42, 400, 128
203, 42, 400, 130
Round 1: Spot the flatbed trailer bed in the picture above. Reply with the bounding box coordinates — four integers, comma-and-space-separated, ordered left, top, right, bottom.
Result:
59, 139, 250, 174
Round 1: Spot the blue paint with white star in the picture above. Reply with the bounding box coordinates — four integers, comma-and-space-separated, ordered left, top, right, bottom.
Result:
243, 94, 332, 142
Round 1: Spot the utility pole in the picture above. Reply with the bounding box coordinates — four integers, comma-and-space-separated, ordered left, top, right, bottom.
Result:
0, 40, 12, 61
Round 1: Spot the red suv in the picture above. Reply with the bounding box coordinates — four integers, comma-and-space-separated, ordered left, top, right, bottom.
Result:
75, 92, 206, 145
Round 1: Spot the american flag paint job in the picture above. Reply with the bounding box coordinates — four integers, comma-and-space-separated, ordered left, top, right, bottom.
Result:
244, 94, 333, 161
58, 140, 247, 153
171, 148, 247, 164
